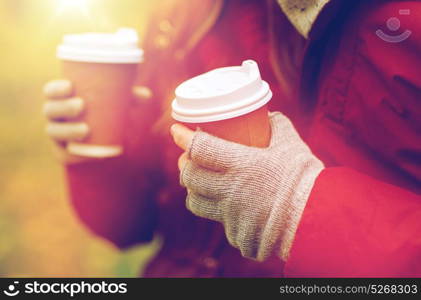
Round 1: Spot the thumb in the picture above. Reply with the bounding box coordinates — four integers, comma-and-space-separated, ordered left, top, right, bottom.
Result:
170, 123, 195, 151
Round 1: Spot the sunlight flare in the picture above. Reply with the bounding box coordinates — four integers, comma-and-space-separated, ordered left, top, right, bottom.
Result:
56, 0, 90, 16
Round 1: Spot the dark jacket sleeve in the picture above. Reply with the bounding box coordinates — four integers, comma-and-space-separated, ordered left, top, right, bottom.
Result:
65, 153, 161, 249
64, 58, 165, 249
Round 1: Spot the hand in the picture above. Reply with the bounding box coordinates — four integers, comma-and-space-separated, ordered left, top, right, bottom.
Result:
43, 79, 89, 164
42, 80, 153, 164
171, 112, 324, 261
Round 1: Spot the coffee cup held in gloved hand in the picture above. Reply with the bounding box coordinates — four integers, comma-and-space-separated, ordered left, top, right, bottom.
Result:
57, 28, 143, 157
171, 60, 272, 148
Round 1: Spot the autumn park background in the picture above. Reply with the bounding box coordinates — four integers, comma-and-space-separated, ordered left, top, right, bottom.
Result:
0, 0, 159, 277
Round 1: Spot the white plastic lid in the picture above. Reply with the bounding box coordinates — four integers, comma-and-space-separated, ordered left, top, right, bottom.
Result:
57, 28, 143, 64
172, 60, 272, 123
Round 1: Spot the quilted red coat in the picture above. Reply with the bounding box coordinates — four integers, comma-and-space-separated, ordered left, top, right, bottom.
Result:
65, 0, 421, 277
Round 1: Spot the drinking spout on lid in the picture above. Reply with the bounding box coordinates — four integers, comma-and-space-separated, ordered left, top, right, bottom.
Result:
242, 60, 261, 80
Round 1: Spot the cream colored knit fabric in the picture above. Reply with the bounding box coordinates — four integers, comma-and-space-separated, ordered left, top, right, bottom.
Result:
277, 0, 331, 38
181, 112, 324, 261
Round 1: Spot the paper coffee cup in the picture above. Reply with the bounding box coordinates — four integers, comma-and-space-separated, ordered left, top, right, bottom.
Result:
172, 60, 272, 147
57, 28, 143, 158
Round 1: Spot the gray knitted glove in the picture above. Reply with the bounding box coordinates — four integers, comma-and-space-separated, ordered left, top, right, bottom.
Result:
181, 112, 324, 261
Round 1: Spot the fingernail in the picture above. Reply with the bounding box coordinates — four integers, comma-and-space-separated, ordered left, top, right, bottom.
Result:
77, 123, 90, 135
133, 86, 153, 101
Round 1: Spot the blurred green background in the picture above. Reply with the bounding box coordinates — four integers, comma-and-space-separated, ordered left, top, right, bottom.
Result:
0, 0, 159, 277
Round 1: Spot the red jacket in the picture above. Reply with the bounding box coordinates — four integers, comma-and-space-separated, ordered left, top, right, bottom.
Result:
65, 0, 421, 277
284, 0, 421, 277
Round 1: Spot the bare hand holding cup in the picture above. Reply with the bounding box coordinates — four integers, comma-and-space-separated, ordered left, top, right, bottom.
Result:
43, 28, 144, 164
